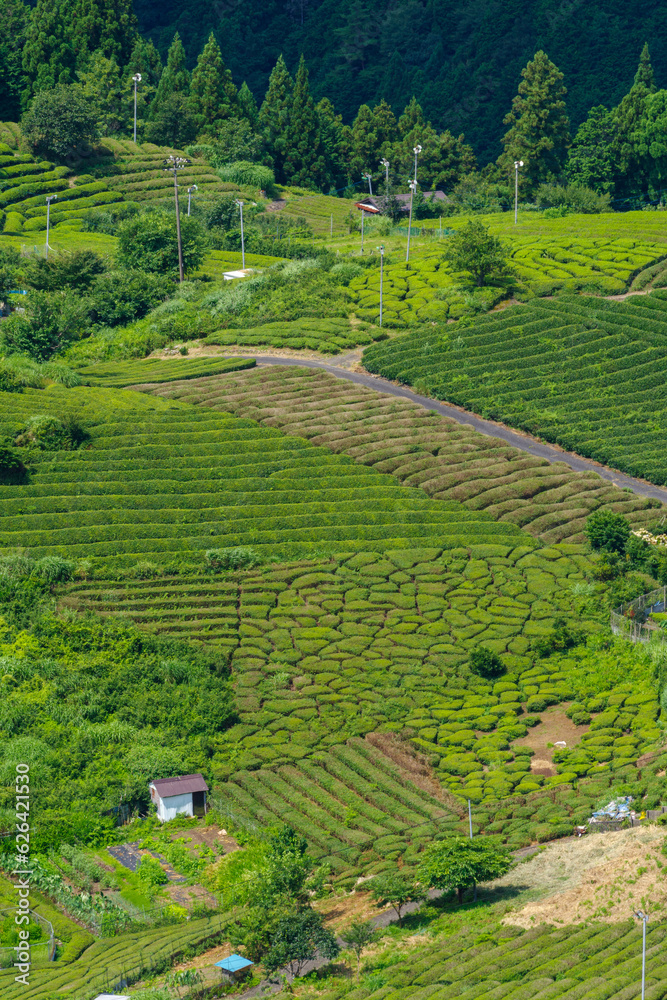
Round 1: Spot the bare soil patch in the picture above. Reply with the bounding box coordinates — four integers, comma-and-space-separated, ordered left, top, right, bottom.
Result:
514, 707, 590, 765
497, 825, 666, 927
316, 888, 387, 930
365, 732, 465, 817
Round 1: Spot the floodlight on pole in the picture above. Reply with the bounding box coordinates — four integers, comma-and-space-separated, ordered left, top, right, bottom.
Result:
380, 158, 390, 193
413, 144, 422, 183
514, 160, 524, 225
236, 200, 245, 269
406, 179, 417, 264
164, 154, 189, 282
635, 911, 649, 1000
361, 207, 365, 254
132, 73, 142, 144
377, 245, 384, 326
362, 172, 373, 196
45, 194, 57, 260
187, 184, 198, 217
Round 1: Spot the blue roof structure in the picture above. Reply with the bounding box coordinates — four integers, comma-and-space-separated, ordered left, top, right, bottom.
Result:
215, 954, 254, 972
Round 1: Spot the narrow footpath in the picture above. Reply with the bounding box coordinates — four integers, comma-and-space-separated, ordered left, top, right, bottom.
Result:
251, 355, 667, 506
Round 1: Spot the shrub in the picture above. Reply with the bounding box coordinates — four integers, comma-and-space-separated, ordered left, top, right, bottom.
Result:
585, 510, 631, 554
1, 289, 90, 360
21, 84, 99, 160
87, 270, 173, 326
25, 250, 106, 292
116, 212, 208, 278
536, 182, 612, 214
205, 547, 260, 571
218, 160, 275, 194
469, 646, 506, 679
15, 414, 88, 451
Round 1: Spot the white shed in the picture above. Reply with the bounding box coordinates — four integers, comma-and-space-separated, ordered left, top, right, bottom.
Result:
149, 773, 209, 823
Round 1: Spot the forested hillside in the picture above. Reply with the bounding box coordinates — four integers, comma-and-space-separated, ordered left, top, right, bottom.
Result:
133, 0, 667, 160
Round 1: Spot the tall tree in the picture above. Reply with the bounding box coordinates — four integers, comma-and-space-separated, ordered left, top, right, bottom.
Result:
78, 50, 127, 135
125, 36, 162, 89
499, 50, 570, 195
282, 54, 326, 188
316, 97, 346, 190
394, 97, 475, 189
566, 105, 617, 194
258, 54, 294, 181
634, 42, 656, 91
22, 0, 136, 98
190, 32, 238, 132
0, 0, 28, 120
238, 81, 259, 127
153, 33, 190, 108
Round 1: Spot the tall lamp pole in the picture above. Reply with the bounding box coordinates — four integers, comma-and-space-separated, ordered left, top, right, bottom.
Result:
377, 244, 384, 326
514, 159, 524, 225
406, 179, 417, 264
362, 171, 373, 196
236, 199, 245, 269
635, 911, 649, 1000
45, 194, 57, 260
380, 158, 390, 194
187, 184, 198, 217
132, 73, 142, 144
413, 144, 422, 183
164, 155, 189, 282
361, 208, 365, 254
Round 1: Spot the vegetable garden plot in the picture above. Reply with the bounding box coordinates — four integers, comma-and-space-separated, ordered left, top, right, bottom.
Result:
363, 291, 667, 485
144, 366, 663, 542
0, 384, 524, 570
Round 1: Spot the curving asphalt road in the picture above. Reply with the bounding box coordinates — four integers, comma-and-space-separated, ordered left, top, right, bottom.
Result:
251, 355, 667, 506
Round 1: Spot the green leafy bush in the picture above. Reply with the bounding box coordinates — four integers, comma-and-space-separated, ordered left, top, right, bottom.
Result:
469, 647, 506, 679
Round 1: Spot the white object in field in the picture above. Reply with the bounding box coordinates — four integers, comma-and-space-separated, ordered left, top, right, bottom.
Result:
223, 269, 252, 281
554, 740, 567, 747
149, 773, 208, 822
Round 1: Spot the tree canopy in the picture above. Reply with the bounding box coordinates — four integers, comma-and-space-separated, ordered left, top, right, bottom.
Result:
417, 839, 513, 904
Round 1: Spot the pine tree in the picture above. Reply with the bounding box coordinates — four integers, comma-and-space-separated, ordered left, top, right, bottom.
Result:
238, 81, 259, 127
282, 54, 326, 188
316, 97, 346, 190
190, 32, 238, 132
0, 0, 28, 120
370, 99, 398, 155
153, 33, 190, 108
499, 51, 570, 195
398, 96, 427, 138
566, 105, 617, 194
125, 36, 162, 89
634, 42, 656, 92
22, 0, 136, 98
258, 54, 294, 181
347, 104, 377, 180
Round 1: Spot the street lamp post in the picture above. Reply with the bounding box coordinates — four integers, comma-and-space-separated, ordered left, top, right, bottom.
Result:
635, 911, 649, 1000
236, 200, 245, 269
377, 244, 384, 326
380, 158, 390, 194
187, 184, 198, 217
45, 194, 57, 260
413, 144, 422, 183
361, 208, 365, 254
362, 172, 373, 196
406, 179, 417, 264
164, 155, 189, 282
514, 159, 524, 225
132, 73, 142, 144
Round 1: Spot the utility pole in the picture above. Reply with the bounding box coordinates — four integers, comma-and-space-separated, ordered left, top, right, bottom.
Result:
236, 200, 245, 268
377, 244, 384, 326
132, 73, 142, 144
45, 194, 57, 260
380, 158, 390, 193
413, 144, 422, 183
406, 179, 417, 264
164, 155, 189, 282
514, 160, 524, 225
635, 911, 649, 1000
363, 171, 373, 196
187, 184, 198, 217
361, 209, 365, 254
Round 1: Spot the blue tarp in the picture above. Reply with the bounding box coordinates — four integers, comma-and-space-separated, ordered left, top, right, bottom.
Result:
215, 954, 254, 972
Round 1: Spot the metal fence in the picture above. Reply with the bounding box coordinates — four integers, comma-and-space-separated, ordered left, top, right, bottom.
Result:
0, 908, 55, 969
610, 585, 667, 644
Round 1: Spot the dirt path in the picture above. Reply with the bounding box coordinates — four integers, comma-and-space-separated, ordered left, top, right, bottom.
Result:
240, 355, 667, 506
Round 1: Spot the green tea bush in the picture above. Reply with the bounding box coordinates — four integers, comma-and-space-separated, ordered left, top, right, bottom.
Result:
469, 647, 505, 679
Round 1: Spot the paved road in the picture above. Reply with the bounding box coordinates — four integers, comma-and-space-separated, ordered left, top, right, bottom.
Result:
252, 356, 667, 505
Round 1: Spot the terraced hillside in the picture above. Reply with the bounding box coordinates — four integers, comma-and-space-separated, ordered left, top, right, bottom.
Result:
273, 917, 667, 1000
142, 366, 662, 543
363, 292, 667, 484
78, 354, 256, 387
0, 384, 524, 569
97, 138, 244, 208
0, 139, 123, 236
346, 237, 667, 326
278, 191, 353, 235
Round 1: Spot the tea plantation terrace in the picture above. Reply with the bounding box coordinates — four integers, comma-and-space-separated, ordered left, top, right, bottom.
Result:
0, 385, 527, 570
143, 365, 665, 544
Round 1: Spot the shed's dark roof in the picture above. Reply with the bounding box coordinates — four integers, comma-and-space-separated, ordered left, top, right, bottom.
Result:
215, 954, 254, 971
150, 773, 209, 798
